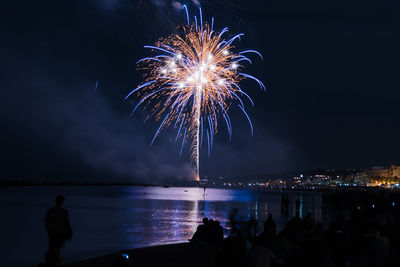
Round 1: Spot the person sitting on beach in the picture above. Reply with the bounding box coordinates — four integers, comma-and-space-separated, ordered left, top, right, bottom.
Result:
229, 208, 240, 237
190, 217, 209, 243
248, 216, 258, 240
215, 220, 224, 241
264, 214, 276, 236
208, 219, 217, 242
190, 217, 225, 244
45, 195, 72, 260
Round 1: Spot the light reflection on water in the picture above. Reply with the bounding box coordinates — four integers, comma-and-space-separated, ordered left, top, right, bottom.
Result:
0, 186, 328, 266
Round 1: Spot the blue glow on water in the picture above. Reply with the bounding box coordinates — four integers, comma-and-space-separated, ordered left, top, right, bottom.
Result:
0, 186, 328, 266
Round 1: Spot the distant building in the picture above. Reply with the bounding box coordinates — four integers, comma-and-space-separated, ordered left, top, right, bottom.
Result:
392, 164, 400, 178
354, 172, 369, 185
363, 164, 400, 186
311, 174, 330, 185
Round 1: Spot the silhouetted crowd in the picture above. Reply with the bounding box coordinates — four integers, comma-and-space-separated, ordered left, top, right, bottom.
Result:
193, 190, 400, 267
190, 217, 224, 244
39, 190, 400, 267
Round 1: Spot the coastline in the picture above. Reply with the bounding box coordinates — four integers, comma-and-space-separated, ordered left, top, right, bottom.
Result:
65, 242, 220, 267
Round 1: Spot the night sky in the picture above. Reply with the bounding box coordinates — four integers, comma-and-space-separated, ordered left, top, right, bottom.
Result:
1, 0, 399, 183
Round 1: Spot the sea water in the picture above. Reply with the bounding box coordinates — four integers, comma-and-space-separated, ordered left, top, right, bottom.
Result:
0, 186, 330, 266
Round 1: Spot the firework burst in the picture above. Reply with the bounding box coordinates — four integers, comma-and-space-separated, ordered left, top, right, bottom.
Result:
126, 7, 265, 180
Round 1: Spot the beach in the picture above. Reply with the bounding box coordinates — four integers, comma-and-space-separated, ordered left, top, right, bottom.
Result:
66, 242, 219, 267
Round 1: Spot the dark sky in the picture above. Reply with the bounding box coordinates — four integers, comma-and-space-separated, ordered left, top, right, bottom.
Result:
1, 0, 399, 183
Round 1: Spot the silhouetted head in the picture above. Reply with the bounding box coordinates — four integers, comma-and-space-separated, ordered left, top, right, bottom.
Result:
268, 214, 273, 220
56, 195, 64, 206
202, 218, 209, 225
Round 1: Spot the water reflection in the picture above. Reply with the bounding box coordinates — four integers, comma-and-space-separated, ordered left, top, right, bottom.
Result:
0, 186, 329, 266
117, 187, 327, 249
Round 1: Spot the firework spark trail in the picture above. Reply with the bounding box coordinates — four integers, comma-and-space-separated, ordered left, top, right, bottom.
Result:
193, 84, 201, 180
126, 6, 265, 180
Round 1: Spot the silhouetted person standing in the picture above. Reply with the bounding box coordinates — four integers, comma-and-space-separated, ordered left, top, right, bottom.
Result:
45, 195, 72, 260
264, 214, 276, 236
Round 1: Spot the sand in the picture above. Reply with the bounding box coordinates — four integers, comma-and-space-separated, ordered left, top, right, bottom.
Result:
65, 242, 221, 267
